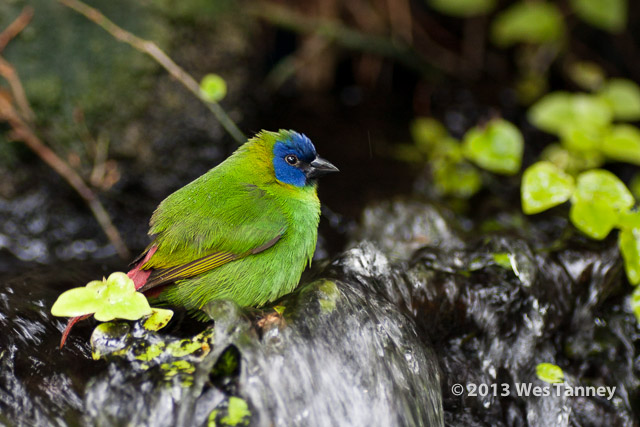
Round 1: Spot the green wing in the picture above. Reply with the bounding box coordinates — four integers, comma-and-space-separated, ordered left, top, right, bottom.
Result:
137, 178, 287, 290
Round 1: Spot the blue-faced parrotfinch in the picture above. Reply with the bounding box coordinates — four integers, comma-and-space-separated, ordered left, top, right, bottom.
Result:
60, 129, 338, 346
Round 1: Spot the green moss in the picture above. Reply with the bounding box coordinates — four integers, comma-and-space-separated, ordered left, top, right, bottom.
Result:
220, 397, 251, 426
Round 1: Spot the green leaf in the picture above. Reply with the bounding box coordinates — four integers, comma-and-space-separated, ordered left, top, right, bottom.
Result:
51, 287, 102, 317
200, 73, 227, 102
491, 2, 564, 47
559, 122, 603, 152
601, 125, 640, 165
631, 286, 640, 324
432, 159, 482, 197
428, 0, 495, 17
521, 161, 575, 214
95, 291, 151, 322
463, 119, 524, 175
620, 228, 640, 285
598, 78, 640, 121
411, 117, 448, 153
570, 169, 634, 239
51, 272, 152, 322
528, 92, 613, 135
143, 308, 174, 331
492, 253, 513, 270
570, 201, 618, 240
573, 169, 634, 209
102, 272, 136, 302
570, 0, 627, 32
536, 363, 564, 384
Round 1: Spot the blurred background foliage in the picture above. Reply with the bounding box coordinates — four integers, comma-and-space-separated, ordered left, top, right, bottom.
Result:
1, 0, 639, 273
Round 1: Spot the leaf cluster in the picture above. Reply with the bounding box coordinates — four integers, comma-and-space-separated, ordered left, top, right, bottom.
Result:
398, 117, 523, 198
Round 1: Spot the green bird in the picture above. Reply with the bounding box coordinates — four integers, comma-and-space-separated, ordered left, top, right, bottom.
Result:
61, 129, 337, 345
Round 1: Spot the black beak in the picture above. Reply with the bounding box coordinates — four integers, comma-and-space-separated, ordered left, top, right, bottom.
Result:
305, 156, 339, 179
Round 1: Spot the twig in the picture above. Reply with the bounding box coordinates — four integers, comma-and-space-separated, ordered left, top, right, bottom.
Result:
0, 90, 130, 259
57, 0, 246, 144
0, 6, 33, 52
0, 8, 34, 122
0, 13, 130, 260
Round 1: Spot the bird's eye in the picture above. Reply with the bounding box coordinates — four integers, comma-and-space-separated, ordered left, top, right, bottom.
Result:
285, 155, 298, 165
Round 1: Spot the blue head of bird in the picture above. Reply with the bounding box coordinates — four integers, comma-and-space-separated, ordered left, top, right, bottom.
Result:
272, 132, 339, 187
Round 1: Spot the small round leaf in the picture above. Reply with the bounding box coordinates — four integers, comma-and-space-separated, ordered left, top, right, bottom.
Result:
598, 78, 640, 121
143, 308, 175, 331
200, 73, 227, 102
601, 125, 640, 165
528, 92, 612, 135
491, 2, 565, 47
536, 363, 565, 384
95, 292, 151, 322
463, 119, 524, 175
521, 161, 575, 214
51, 287, 103, 317
570, 169, 634, 239
570, 0, 627, 33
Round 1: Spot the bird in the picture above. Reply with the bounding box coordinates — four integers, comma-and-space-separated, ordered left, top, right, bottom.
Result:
60, 129, 338, 347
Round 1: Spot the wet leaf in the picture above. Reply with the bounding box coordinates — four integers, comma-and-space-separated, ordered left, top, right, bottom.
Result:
492, 253, 512, 270
95, 292, 151, 322
528, 92, 612, 135
491, 2, 564, 47
51, 287, 103, 317
570, 170, 634, 239
428, 0, 495, 17
536, 363, 564, 383
601, 125, 640, 165
143, 308, 174, 331
200, 73, 227, 102
598, 78, 640, 121
463, 119, 523, 175
521, 161, 574, 214
619, 228, 640, 285
570, 0, 627, 32
51, 272, 152, 322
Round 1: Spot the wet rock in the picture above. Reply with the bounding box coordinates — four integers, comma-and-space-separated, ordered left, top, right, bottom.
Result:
0, 249, 443, 427
350, 199, 638, 426
349, 199, 465, 260
2, 199, 638, 426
